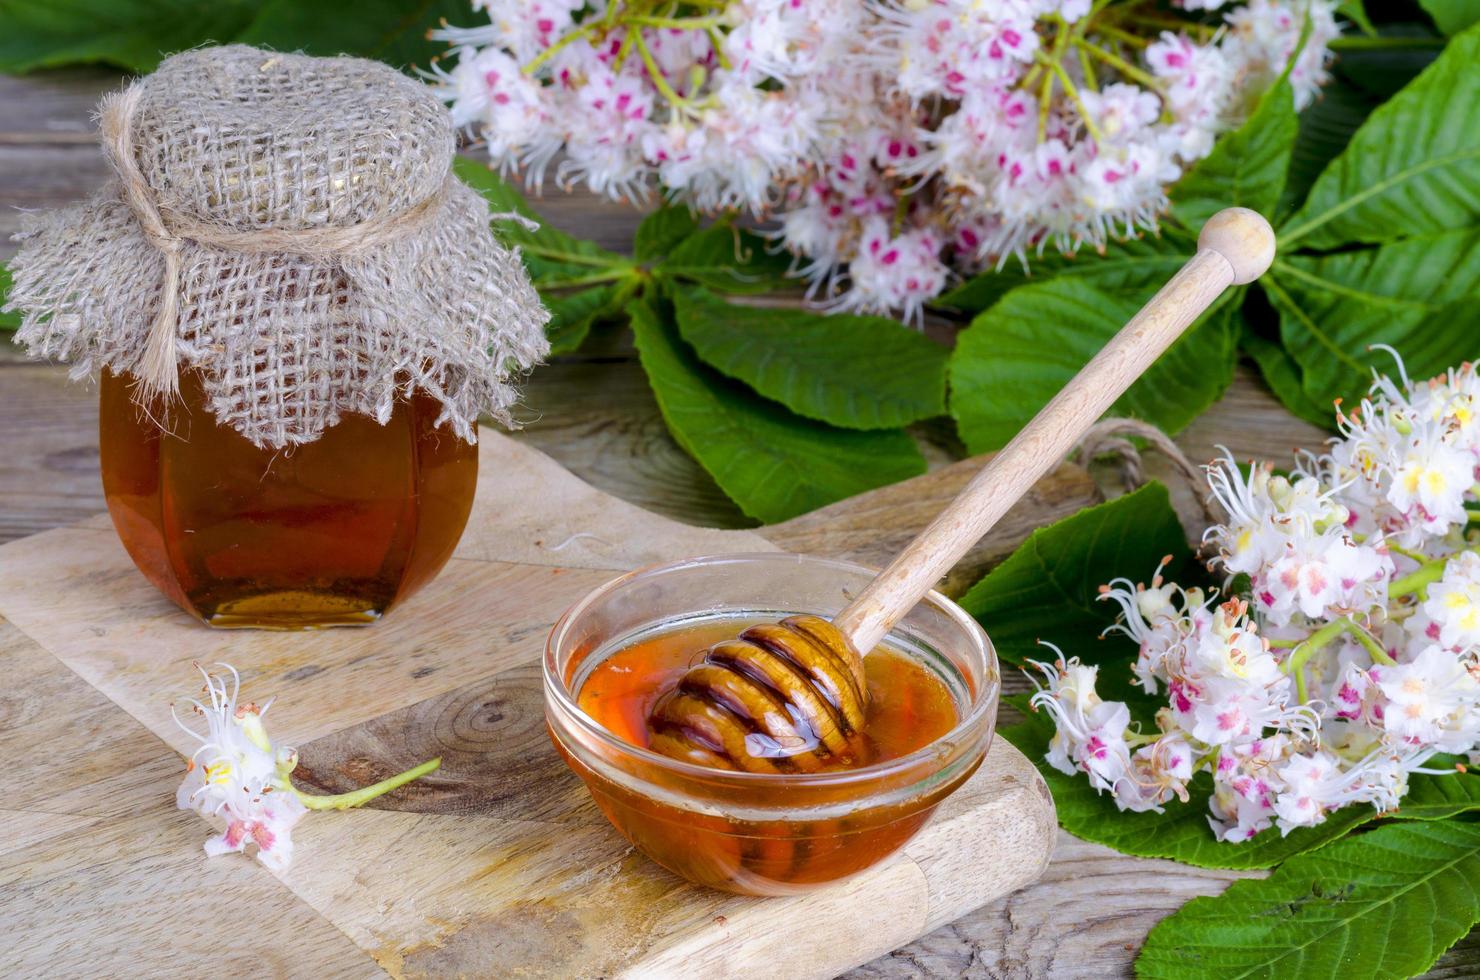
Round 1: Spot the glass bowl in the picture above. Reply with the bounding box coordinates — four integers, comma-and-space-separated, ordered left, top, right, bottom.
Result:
543, 552, 999, 896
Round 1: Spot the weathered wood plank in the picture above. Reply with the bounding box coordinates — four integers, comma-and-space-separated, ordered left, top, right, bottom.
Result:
0, 617, 382, 978
0, 364, 102, 542
0, 431, 1058, 980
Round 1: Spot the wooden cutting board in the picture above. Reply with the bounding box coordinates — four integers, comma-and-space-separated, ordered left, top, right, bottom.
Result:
0, 429, 1093, 978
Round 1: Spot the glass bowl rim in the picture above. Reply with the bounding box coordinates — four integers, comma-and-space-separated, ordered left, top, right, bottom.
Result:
542, 551, 999, 789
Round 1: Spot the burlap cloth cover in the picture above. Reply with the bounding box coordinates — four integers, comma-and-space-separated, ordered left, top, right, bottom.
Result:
4, 45, 549, 448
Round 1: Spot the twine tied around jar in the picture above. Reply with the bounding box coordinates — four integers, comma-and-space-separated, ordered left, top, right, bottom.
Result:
99, 82, 538, 403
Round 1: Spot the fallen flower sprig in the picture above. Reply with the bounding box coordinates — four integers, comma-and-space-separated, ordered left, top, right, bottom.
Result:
1030, 350, 1480, 844
172, 663, 441, 870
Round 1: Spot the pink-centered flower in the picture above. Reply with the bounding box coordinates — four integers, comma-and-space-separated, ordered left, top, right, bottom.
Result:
1034, 355, 1480, 846
431, 0, 1339, 316
174, 664, 441, 871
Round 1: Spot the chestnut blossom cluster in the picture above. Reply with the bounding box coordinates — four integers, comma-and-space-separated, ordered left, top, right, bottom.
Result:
429, 0, 1338, 319
1032, 354, 1480, 843
174, 664, 439, 870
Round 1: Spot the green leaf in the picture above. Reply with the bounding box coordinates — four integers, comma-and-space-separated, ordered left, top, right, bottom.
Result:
934, 235, 1191, 315
235, 0, 468, 69
659, 223, 793, 294
634, 205, 699, 262
0, 0, 468, 74
543, 285, 621, 356
1136, 821, 1480, 979
948, 261, 1238, 455
1280, 77, 1384, 214
0, 0, 263, 73
1422, 0, 1480, 35
1173, 79, 1297, 230
959, 483, 1190, 685
1331, 30, 1444, 101
1337, 0, 1377, 36
1394, 763, 1480, 821
0, 265, 20, 332
629, 294, 926, 524
1281, 23, 1480, 249
670, 285, 947, 430
1266, 228, 1480, 408
1241, 324, 1336, 430
1000, 709, 1374, 871
452, 157, 630, 285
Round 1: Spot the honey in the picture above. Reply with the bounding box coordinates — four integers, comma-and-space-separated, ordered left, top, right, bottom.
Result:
99, 369, 478, 628
579, 619, 958, 770
559, 616, 974, 894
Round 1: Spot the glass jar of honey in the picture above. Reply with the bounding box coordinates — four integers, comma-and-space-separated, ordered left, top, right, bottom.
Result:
99, 368, 478, 628
5, 46, 548, 629
543, 553, 999, 896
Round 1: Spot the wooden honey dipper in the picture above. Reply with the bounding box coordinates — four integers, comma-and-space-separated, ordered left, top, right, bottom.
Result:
648, 208, 1277, 773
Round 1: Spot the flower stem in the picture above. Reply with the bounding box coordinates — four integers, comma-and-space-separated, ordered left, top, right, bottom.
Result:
1095, 23, 1151, 49
524, 23, 596, 75
632, 25, 691, 114
1344, 619, 1397, 666
532, 269, 635, 289
293, 758, 441, 811
1077, 43, 1098, 90
614, 25, 638, 71
706, 25, 731, 69
1391, 558, 1447, 599
1282, 617, 1397, 690
1047, 58, 1104, 143
1073, 38, 1164, 91
1037, 68, 1055, 143
626, 14, 722, 29
1388, 542, 1430, 564
1283, 617, 1347, 681
891, 191, 910, 237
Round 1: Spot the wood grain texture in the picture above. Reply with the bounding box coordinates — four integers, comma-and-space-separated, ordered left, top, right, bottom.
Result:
0, 429, 1058, 979
0, 617, 381, 979
278, 715, 1052, 979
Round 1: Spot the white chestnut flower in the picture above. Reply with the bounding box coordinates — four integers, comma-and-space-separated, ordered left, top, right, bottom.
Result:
173, 664, 440, 871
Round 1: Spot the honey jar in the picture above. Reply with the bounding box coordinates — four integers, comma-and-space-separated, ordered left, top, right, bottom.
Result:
5, 46, 548, 627
99, 368, 478, 627
543, 553, 999, 896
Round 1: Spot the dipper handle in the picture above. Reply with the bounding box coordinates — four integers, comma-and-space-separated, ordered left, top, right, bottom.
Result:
833, 208, 1276, 654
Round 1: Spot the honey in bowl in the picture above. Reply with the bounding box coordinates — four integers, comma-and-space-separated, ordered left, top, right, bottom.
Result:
561, 616, 976, 893
544, 551, 998, 898
579, 619, 958, 773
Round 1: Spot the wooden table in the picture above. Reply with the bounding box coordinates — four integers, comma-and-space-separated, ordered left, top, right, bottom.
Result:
2, 67, 1474, 978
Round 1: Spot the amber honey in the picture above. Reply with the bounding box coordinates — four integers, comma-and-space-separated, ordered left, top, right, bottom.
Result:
99, 369, 477, 628
559, 616, 973, 894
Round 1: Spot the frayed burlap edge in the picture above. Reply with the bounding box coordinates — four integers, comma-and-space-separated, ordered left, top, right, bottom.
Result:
6, 177, 551, 448
2, 46, 549, 449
